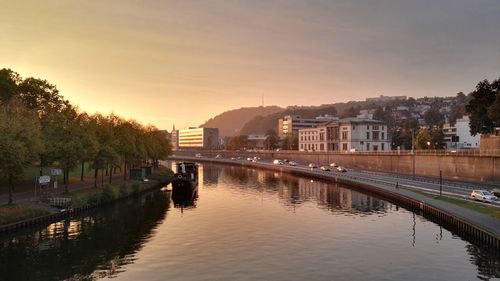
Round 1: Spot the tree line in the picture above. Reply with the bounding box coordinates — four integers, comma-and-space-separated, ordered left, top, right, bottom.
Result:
0, 68, 171, 203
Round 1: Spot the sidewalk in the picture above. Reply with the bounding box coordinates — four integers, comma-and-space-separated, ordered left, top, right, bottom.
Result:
0, 173, 126, 206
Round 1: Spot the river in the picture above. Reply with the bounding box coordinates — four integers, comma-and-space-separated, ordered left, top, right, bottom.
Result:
0, 162, 498, 281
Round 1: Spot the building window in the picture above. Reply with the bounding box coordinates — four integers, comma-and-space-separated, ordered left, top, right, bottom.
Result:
320, 144, 324, 151
353, 125, 356, 130
342, 131, 348, 140
381, 143, 385, 150
381, 132, 385, 140
342, 143, 348, 151
373, 131, 379, 140
366, 143, 370, 150
366, 132, 370, 139
373, 125, 379, 130
367, 125, 370, 130
373, 145, 379, 151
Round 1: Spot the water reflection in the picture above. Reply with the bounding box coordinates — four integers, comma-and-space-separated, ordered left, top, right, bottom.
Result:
0, 191, 169, 281
1, 163, 499, 281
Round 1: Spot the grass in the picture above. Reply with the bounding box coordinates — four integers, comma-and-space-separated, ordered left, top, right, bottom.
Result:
412, 189, 500, 219
0, 204, 50, 225
65, 166, 173, 209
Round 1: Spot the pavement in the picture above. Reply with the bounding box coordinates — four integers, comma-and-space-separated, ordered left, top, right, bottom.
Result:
171, 155, 500, 238
0, 173, 127, 208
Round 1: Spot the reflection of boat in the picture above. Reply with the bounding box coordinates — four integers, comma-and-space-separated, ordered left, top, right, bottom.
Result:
171, 162, 198, 208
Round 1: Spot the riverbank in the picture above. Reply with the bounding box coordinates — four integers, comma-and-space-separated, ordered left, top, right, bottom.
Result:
171, 156, 500, 251
0, 166, 174, 233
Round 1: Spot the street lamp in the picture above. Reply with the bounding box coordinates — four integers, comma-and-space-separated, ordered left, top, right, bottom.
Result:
412, 128, 416, 180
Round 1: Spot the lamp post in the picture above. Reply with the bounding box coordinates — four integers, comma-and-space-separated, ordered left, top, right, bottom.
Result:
412, 128, 416, 180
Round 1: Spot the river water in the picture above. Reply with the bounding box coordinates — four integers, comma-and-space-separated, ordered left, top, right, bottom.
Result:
0, 163, 499, 281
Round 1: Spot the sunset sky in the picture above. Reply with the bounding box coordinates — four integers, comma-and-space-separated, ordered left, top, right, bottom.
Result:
1, 0, 499, 130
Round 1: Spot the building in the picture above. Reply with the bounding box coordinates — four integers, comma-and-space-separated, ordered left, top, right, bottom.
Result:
365, 95, 407, 103
299, 118, 390, 152
170, 125, 179, 151
443, 116, 480, 149
178, 127, 219, 149
247, 134, 267, 149
278, 115, 338, 138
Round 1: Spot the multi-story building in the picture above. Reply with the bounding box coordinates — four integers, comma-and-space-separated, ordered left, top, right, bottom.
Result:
278, 115, 338, 138
442, 116, 480, 149
247, 134, 267, 149
178, 127, 219, 149
299, 118, 390, 152
170, 126, 179, 151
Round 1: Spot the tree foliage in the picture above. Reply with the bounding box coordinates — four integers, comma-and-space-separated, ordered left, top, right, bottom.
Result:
0, 68, 172, 201
466, 79, 499, 135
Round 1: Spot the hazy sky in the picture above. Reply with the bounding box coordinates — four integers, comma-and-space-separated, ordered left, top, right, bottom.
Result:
1, 0, 499, 130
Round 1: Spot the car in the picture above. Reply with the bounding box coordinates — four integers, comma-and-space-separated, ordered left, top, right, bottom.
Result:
273, 159, 284, 165
215, 154, 222, 159
308, 163, 317, 169
336, 166, 347, 172
329, 163, 338, 167
237, 156, 242, 160
283, 159, 289, 162
253, 156, 261, 161
247, 157, 253, 161
195, 153, 202, 158
230, 157, 236, 160
289, 161, 297, 166
470, 190, 497, 203
320, 166, 331, 171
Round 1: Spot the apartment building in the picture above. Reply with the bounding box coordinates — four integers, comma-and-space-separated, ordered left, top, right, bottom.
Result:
299, 118, 390, 152
278, 115, 338, 138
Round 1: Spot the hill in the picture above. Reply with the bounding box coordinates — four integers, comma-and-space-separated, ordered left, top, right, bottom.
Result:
200, 106, 284, 137
239, 101, 376, 135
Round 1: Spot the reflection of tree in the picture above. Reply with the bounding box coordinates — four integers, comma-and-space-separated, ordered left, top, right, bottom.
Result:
465, 244, 500, 280
0, 191, 169, 280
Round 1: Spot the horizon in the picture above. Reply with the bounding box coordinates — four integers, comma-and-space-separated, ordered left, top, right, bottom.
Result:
2, 0, 499, 129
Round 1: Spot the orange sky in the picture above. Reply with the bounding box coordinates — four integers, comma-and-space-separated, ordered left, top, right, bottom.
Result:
1, 1, 499, 130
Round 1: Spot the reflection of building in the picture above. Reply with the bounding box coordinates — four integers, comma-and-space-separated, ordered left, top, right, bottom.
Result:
278, 115, 338, 138
279, 177, 387, 213
178, 127, 219, 149
299, 118, 391, 152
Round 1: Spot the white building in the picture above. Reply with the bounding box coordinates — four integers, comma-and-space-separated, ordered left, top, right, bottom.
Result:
443, 116, 480, 149
298, 118, 391, 152
178, 127, 220, 149
278, 115, 338, 138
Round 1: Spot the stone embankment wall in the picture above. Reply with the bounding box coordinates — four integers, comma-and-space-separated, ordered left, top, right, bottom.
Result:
173, 150, 500, 182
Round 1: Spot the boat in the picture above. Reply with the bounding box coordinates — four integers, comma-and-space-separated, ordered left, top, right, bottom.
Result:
171, 162, 198, 207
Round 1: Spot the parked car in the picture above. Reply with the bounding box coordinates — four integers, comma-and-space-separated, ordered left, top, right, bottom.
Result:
336, 166, 347, 172
329, 163, 338, 167
195, 153, 202, 158
215, 154, 222, 159
253, 156, 261, 161
308, 163, 317, 169
230, 157, 236, 160
320, 166, 331, 171
289, 161, 297, 166
273, 159, 284, 165
470, 190, 497, 203
247, 157, 253, 161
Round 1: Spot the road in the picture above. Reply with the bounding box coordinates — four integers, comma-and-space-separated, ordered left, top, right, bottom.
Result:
176, 155, 500, 208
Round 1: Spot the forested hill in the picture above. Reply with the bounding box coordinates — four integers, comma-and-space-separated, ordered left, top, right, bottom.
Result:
239, 101, 370, 135
200, 106, 283, 137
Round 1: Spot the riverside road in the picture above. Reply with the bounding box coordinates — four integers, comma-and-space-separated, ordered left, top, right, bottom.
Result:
173, 155, 500, 208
